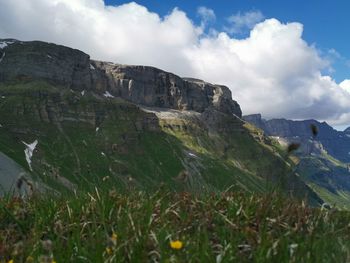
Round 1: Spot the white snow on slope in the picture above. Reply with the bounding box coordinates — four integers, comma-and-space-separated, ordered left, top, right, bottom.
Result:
90, 64, 95, 70
0, 41, 14, 49
188, 152, 198, 158
22, 140, 38, 171
103, 91, 114, 98
0, 52, 5, 63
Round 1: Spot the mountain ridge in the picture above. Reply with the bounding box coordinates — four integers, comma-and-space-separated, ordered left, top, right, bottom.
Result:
244, 113, 350, 163
0, 38, 242, 118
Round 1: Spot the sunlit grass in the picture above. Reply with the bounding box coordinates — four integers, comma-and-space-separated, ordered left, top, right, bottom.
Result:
1, 189, 350, 262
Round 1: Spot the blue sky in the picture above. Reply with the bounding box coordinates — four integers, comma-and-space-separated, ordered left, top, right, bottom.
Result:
105, 0, 350, 82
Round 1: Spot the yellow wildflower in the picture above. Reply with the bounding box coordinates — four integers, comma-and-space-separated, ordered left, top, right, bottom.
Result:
111, 233, 117, 242
106, 247, 112, 255
8, 260, 14, 263
170, 240, 183, 250
25, 256, 34, 263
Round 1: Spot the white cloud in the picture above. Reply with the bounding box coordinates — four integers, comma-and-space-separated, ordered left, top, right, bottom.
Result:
340, 79, 350, 93
0, 0, 350, 126
197, 6, 216, 28
225, 10, 265, 34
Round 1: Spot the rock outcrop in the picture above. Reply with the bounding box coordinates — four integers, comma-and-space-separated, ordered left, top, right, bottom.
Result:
0, 39, 92, 90
95, 62, 242, 116
0, 39, 242, 117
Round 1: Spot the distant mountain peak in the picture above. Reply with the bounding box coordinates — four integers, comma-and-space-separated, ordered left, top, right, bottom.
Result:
244, 113, 350, 163
344, 127, 350, 134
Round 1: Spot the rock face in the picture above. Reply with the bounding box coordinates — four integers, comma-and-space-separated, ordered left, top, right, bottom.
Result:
0, 39, 92, 90
90, 62, 242, 117
0, 39, 242, 117
243, 114, 350, 163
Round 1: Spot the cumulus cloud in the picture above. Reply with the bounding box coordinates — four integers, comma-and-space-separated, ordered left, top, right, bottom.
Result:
340, 79, 350, 93
0, 0, 350, 126
225, 10, 265, 34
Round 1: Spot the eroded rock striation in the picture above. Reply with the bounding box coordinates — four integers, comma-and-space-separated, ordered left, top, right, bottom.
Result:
0, 39, 242, 117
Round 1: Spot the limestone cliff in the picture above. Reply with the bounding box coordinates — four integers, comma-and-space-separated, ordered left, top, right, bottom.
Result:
0, 39, 242, 117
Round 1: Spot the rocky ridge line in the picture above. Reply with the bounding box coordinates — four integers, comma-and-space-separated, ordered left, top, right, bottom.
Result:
0, 39, 242, 118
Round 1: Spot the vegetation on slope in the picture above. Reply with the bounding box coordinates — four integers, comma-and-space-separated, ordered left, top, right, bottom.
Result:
296, 154, 350, 210
1, 190, 349, 262
0, 80, 316, 200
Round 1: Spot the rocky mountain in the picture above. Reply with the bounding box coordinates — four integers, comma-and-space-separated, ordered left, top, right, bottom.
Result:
0, 39, 241, 117
244, 114, 350, 162
0, 39, 322, 204
244, 114, 350, 208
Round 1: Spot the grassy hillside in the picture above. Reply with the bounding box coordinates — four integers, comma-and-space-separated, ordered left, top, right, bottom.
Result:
296, 154, 350, 210
0, 80, 317, 201
1, 190, 349, 262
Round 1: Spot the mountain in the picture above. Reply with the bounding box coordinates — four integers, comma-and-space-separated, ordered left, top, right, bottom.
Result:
244, 114, 350, 162
244, 114, 350, 208
0, 39, 322, 204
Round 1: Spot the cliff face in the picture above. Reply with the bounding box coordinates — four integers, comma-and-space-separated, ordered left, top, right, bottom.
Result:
0, 39, 242, 117
0, 39, 92, 90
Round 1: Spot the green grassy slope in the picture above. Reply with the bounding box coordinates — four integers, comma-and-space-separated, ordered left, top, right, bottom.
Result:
296, 154, 350, 210
0, 80, 319, 202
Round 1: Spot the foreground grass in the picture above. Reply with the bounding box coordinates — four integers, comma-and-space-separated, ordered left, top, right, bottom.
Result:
1, 189, 350, 262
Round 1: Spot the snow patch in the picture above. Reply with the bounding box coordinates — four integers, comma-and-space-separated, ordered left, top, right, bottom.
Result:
0, 52, 5, 63
47, 54, 53, 59
90, 64, 95, 70
0, 41, 14, 49
101, 152, 106, 156
81, 90, 85, 96
0, 43, 7, 49
188, 152, 198, 158
96, 127, 100, 132
103, 91, 114, 98
22, 140, 38, 171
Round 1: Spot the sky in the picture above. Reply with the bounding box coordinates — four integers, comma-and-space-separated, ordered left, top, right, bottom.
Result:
1, 0, 350, 130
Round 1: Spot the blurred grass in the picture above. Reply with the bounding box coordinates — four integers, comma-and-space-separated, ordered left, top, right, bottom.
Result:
1, 189, 350, 262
